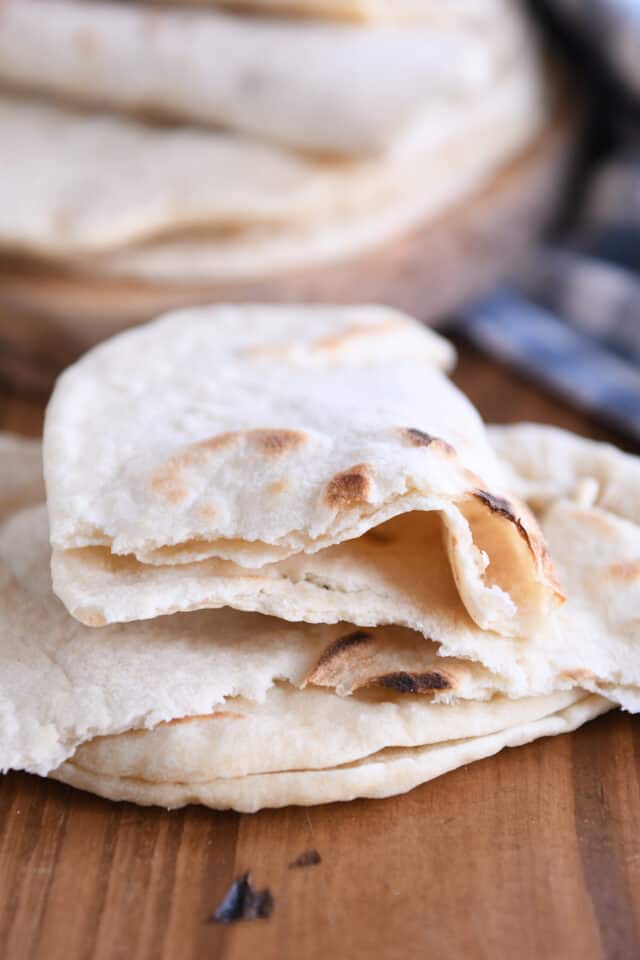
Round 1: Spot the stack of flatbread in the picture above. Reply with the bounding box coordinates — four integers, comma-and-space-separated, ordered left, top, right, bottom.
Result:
0, 0, 550, 281
1, 304, 639, 812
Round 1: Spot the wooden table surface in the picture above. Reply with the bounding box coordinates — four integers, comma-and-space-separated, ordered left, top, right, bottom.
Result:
1, 339, 639, 960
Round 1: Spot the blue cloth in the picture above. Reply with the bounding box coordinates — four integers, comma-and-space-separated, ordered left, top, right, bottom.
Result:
544, 0, 640, 99
454, 3, 640, 438
457, 288, 640, 439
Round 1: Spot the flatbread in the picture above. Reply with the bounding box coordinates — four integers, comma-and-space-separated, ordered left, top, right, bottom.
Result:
489, 423, 640, 524
0, 53, 545, 276
53, 695, 611, 811
0, 435, 621, 811
95, 61, 544, 281
51, 510, 523, 639
43, 487, 640, 711
44, 306, 559, 639
41, 408, 640, 713
65, 683, 585, 782
0, 501, 597, 780
0, 0, 533, 157
3, 423, 637, 776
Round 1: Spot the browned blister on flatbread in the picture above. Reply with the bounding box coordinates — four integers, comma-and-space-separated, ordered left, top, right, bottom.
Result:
303, 627, 461, 697
471, 489, 565, 603
325, 465, 374, 510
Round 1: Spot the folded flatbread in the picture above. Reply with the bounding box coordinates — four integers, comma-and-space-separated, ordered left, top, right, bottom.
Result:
0, 500, 595, 774
0, 0, 534, 157
44, 306, 560, 640
0, 447, 614, 811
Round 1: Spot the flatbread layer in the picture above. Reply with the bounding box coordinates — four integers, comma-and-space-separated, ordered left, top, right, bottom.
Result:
43, 307, 559, 639
0, 0, 534, 156
53, 695, 611, 812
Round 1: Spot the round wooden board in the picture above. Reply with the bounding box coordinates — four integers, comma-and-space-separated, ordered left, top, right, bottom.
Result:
0, 104, 578, 392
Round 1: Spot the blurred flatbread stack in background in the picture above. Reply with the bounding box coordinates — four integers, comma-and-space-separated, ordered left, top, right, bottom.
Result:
3, 304, 640, 812
0, 0, 576, 343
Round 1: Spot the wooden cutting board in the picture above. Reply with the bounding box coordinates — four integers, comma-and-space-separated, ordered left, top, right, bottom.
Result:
1, 344, 639, 960
0, 104, 577, 394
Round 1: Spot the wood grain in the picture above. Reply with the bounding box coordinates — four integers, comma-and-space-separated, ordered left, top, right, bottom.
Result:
1, 344, 639, 960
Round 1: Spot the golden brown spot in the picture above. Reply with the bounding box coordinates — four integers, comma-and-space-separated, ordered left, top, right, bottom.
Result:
607, 562, 640, 581
73, 607, 107, 628
325, 464, 373, 509
560, 669, 595, 683
181, 427, 304, 461
366, 670, 455, 694
577, 511, 622, 537
165, 710, 245, 726
314, 320, 405, 353
159, 431, 243, 478
195, 432, 239, 456
198, 503, 218, 522
150, 470, 188, 504
249, 429, 306, 455
268, 480, 288, 495
402, 428, 456, 456
151, 429, 306, 501
241, 320, 404, 363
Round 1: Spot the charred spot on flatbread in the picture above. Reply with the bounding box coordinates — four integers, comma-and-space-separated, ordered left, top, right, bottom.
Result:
473, 488, 564, 601
402, 428, 456, 456
325, 464, 373, 509
368, 670, 455, 694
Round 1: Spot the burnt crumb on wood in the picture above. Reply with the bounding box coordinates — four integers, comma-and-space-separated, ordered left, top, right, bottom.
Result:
288, 849, 322, 869
209, 873, 274, 924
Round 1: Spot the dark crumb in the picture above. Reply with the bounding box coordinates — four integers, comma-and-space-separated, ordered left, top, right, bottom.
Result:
288, 849, 322, 869
209, 872, 274, 924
